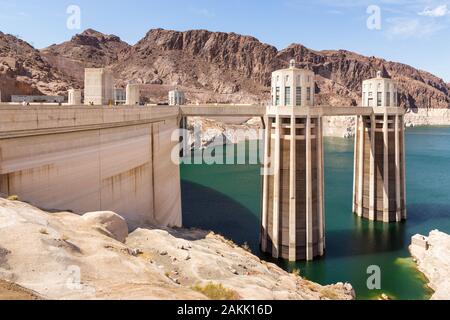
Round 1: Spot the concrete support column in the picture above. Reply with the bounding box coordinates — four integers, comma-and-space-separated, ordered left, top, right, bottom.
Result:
317, 116, 325, 255
272, 115, 281, 259
261, 116, 271, 253
395, 115, 401, 222
401, 116, 407, 220
383, 112, 390, 222
369, 113, 376, 220
357, 116, 364, 217
352, 116, 358, 214
305, 116, 313, 261
288, 114, 297, 261
180, 117, 189, 158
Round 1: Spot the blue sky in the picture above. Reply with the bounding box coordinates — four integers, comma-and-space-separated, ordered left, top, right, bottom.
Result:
1, 0, 449, 81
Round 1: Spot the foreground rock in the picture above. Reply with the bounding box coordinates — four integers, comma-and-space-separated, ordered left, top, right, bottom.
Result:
0, 280, 43, 300
81, 211, 129, 243
0, 198, 354, 300
410, 231, 450, 300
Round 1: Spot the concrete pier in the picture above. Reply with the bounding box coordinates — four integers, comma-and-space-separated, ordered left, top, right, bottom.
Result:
261, 107, 325, 261
353, 109, 406, 222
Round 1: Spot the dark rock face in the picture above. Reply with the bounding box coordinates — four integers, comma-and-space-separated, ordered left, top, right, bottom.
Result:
0, 28, 449, 108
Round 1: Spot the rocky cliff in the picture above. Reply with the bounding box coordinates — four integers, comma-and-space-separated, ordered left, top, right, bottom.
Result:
0, 197, 354, 300
41, 29, 130, 85
1, 28, 449, 108
0, 32, 72, 101
112, 29, 450, 108
410, 230, 450, 300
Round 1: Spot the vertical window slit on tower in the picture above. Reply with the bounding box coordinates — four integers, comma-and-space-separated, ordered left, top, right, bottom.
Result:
296, 87, 302, 106
285, 87, 291, 105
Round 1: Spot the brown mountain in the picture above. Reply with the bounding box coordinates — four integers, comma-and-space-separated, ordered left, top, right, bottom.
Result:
112, 28, 278, 103
112, 29, 449, 108
1, 28, 449, 108
0, 31, 71, 101
277, 45, 450, 108
41, 29, 130, 85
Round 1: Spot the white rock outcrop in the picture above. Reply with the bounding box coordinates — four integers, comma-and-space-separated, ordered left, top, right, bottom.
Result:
404, 108, 450, 127
410, 230, 450, 300
0, 198, 355, 300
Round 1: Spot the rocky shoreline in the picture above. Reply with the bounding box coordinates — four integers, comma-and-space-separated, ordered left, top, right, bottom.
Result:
410, 231, 450, 300
0, 197, 354, 300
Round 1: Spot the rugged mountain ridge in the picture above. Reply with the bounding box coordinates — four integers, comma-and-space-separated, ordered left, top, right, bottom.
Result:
41, 29, 130, 85
0, 28, 449, 108
0, 31, 71, 101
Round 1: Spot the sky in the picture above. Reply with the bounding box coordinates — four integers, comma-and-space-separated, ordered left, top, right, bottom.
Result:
0, 0, 449, 82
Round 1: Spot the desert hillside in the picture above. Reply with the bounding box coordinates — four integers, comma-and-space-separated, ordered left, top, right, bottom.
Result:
0, 31, 72, 101
41, 29, 130, 85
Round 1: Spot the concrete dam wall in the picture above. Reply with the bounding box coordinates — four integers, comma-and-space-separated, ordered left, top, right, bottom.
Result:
0, 105, 182, 229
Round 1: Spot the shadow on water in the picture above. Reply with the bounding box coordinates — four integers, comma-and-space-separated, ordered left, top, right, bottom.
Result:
181, 180, 261, 252
324, 217, 407, 259
408, 203, 450, 225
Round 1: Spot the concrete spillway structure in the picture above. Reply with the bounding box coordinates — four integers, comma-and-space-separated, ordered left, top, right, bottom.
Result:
353, 72, 406, 222
261, 60, 325, 262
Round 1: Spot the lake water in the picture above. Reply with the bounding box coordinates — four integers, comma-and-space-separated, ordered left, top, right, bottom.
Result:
180, 126, 450, 300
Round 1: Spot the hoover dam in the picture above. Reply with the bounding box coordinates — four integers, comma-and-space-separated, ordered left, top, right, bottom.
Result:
0, 64, 407, 262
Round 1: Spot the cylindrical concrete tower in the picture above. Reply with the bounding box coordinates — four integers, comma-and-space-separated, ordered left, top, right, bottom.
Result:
353, 71, 406, 222
261, 60, 325, 262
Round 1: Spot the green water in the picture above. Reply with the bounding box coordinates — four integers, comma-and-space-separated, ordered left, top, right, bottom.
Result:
180, 127, 450, 300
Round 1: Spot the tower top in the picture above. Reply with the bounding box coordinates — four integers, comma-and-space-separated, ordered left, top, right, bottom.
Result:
289, 59, 296, 69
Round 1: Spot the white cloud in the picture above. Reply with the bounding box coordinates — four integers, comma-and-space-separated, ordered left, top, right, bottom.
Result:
190, 8, 215, 18
386, 17, 446, 38
419, 4, 449, 17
